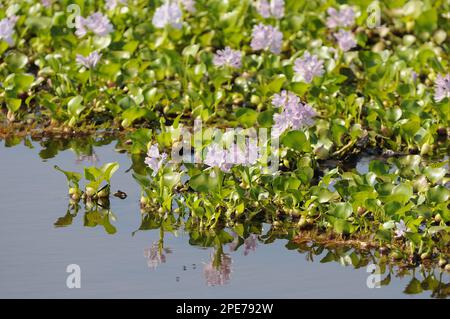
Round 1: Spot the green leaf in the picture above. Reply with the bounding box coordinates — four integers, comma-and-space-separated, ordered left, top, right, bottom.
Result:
331, 202, 353, 219
101, 162, 120, 183
6, 98, 21, 113
333, 219, 353, 235
67, 95, 85, 118
163, 172, 181, 189
236, 108, 258, 128
428, 186, 450, 203
281, 130, 311, 152
267, 74, 286, 93
5, 51, 28, 71
189, 173, 219, 192
54, 165, 82, 187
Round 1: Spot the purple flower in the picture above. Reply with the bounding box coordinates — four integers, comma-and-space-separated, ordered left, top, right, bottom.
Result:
334, 30, 356, 52
293, 51, 325, 83
227, 139, 259, 167
250, 23, 283, 54
272, 90, 300, 108
204, 143, 231, 172
394, 220, 409, 238
76, 51, 102, 69
326, 7, 355, 29
145, 144, 168, 176
205, 140, 259, 172
434, 73, 450, 102
0, 15, 18, 46
105, 0, 127, 10
256, 0, 284, 19
75, 12, 113, 38
271, 90, 316, 137
41, 0, 52, 8
152, 2, 183, 29
213, 47, 242, 69
179, 0, 196, 13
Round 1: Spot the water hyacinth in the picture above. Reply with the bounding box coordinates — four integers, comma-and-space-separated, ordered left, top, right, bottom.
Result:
326, 6, 355, 29
75, 51, 102, 69
293, 51, 325, 83
256, 0, 284, 19
152, 2, 183, 29
0, 15, 18, 46
179, 0, 196, 13
41, 0, 52, 8
334, 30, 357, 52
204, 140, 259, 172
75, 12, 114, 37
250, 23, 283, 54
144, 144, 168, 176
434, 73, 450, 102
227, 139, 259, 167
271, 90, 316, 137
395, 220, 409, 238
105, 0, 127, 10
213, 47, 242, 69
204, 143, 232, 172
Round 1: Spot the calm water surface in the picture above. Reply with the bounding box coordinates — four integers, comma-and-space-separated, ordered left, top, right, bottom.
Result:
0, 140, 448, 298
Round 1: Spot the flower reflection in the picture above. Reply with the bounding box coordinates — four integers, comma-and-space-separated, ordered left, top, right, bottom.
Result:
75, 153, 99, 164
203, 250, 232, 286
144, 241, 173, 270
229, 234, 258, 256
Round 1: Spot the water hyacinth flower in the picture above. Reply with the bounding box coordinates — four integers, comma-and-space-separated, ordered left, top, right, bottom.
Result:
271, 90, 299, 108
179, 0, 196, 13
204, 143, 232, 172
256, 0, 285, 19
227, 139, 259, 167
271, 90, 316, 137
152, 2, 183, 29
0, 15, 18, 46
293, 51, 325, 83
75, 12, 114, 37
204, 140, 259, 172
213, 47, 242, 69
41, 0, 52, 8
394, 220, 409, 238
251, 23, 283, 54
75, 51, 102, 69
334, 30, 356, 52
434, 73, 450, 102
105, 0, 127, 10
144, 144, 168, 176
326, 6, 355, 29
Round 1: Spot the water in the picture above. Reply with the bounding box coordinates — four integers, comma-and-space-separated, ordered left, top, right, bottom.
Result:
0, 139, 448, 298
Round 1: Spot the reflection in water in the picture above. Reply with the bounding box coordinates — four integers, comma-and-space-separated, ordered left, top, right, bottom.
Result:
3, 135, 448, 298
229, 233, 258, 256
144, 241, 173, 270
203, 249, 233, 287
75, 152, 99, 165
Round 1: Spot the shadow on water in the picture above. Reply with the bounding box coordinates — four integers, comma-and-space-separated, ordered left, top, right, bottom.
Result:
0, 135, 449, 298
